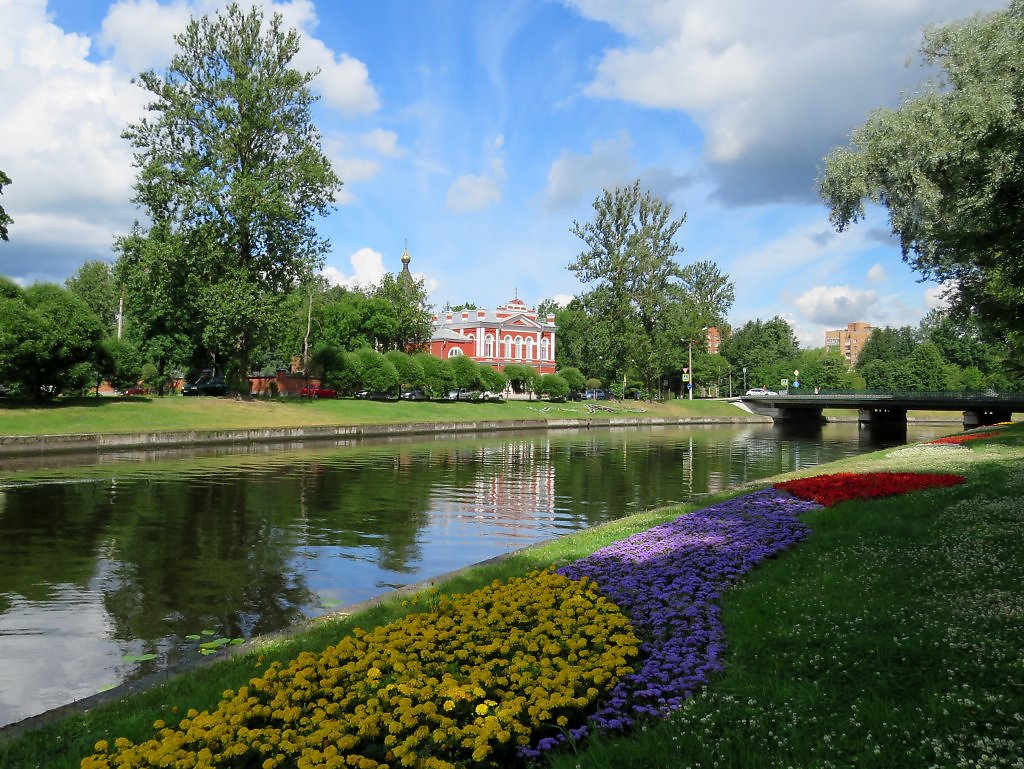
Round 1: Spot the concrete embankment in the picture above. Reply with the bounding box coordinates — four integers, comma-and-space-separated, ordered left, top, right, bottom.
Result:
0, 414, 769, 457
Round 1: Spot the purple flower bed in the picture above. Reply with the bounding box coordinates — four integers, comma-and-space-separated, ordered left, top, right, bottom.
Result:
521, 488, 821, 759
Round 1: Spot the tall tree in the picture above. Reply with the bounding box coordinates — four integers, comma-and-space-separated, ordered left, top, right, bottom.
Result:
855, 327, 919, 372
121, 2, 341, 388
820, 2, 1024, 342
372, 272, 433, 352
0, 170, 12, 241
719, 317, 799, 391
66, 260, 119, 333
569, 180, 688, 391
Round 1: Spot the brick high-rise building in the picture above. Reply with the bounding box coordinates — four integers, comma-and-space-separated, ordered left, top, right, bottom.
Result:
825, 322, 873, 367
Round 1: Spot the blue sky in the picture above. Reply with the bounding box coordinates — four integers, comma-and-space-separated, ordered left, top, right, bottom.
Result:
0, 0, 1006, 346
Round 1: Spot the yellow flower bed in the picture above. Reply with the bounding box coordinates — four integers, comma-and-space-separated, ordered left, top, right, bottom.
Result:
82, 571, 639, 769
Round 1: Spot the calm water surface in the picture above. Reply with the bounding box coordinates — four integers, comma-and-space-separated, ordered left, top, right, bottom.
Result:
0, 421, 952, 727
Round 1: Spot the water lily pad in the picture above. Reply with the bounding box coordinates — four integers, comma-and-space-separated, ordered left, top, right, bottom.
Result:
200, 629, 216, 636
199, 637, 231, 650
184, 634, 201, 641
121, 653, 158, 663
229, 638, 245, 646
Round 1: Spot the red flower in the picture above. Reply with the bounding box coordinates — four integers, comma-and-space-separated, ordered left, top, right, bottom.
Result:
929, 432, 1000, 445
775, 472, 965, 507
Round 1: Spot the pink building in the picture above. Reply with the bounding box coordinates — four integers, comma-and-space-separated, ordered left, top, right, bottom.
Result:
428, 297, 558, 375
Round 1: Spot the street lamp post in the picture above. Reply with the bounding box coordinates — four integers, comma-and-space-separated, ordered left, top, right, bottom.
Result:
687, 339, 693, 400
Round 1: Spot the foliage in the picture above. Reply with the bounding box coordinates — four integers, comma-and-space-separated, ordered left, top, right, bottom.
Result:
310, 344, 345, 386
448, 354, 482, 391
856, 326, 918, 371
82, 570, 639, 769
503, 363, 539, 397
414, 352, 456, 399
719, 317, 799, 390
100, 337, 144, 393
385, 350, 426, 393
569, 181, 733, 394
0, 169, 11, 241
120, 2, 340, 384
819, 1, 1024, 343
373, 273, 434, 352
354, 348, 398, 393
0, 283, 104, 399
478, 364, 507, 394
557, 366, 586, 393
540, 373, 569, 400
65, 261, 120, 334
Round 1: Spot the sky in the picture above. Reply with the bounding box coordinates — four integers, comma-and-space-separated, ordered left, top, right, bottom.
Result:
0, 0, 1007, 347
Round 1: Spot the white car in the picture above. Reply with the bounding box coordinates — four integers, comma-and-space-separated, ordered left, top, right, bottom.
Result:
745, 387, 778, 396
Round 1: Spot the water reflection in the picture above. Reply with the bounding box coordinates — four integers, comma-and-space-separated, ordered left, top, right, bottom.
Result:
0, 422, 950, 727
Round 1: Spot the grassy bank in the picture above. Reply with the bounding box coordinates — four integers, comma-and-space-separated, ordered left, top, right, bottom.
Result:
1, 425, 1020, 768
0, 395, 749, 437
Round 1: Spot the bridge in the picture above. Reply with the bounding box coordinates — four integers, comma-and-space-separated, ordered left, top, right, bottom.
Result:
737, 391, 1024, 429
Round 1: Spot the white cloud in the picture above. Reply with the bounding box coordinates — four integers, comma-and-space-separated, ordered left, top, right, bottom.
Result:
360, 129, 406, 158
446, 137, 506, 212
565, 0, 1007, 203
866, 263, 887, 284
794, 285, 878, 326
100, 0, 192, 72
542, 130, 636, 209
321, 247, 387, 289
924, 280, 956, 311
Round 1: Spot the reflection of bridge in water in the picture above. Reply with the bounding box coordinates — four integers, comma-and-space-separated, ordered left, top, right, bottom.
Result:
737, 391, 1024, 429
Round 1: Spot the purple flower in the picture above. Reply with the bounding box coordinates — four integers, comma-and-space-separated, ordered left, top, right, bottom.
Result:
520, 488, 820, 758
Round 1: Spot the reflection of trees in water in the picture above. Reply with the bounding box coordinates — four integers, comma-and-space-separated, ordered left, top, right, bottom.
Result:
0, 483, 115, 603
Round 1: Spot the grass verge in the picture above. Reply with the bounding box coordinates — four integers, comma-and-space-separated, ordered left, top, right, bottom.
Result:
0, 396, 747, 437
1, 424, 1019, 768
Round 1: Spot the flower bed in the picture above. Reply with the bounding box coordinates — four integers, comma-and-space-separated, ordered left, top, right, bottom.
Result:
929, 431, 1001, 445
774, 471, 965, 507
82, 571, 639, 769
521, 488, 821, 758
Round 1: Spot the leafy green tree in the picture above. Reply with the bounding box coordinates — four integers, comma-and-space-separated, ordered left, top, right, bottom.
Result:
679, 261, 735, 329
720, 317, 799, 391
793, 348, 855, 391
557, 366, 585, 394
66, 261, 119, 334
0, 169, 12, 242
503, 363, 539, 397
100, 337, 144, 393
0, 283, 103, 399
691, 351, 730, 397
448, 354, 482, 392
373, 273, 433, 352
354, 348, 398, 393
478, 364, 507, 394
385, 350, 425, 394
121, 2, 340, 389
540, 373, 569, 400
855, 326, 919, 372
414, 353, 455, 398
820, 2, 1024, 341
550, 299, 603, 377
570, 180, 687, 392
906, 341, 955, 390
310, 343, 345, 387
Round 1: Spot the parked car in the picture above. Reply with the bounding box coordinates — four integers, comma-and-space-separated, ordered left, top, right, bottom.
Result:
399, 389, 429, 400
583, 389, 609, 400
300, 384, 337, 399
121, 385, 148, 396
0, 383, 9, 397
182, 374, 226, 396
479, 391, 504, 402
445, 389, 481, 401
355, 390, 392, 400
745, 387, 778, 396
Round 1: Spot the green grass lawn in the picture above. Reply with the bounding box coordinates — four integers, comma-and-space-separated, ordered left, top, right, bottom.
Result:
0, 395, 751, 437
1, 423, 1018, 769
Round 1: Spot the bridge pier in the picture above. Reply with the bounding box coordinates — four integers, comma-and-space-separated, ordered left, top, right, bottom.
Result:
963, 408, 1012, 429
858, 407, 907, 425
772, 406, 826, 423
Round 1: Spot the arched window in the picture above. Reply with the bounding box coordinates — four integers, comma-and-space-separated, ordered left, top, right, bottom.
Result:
526, 338, 535, 361
540, 337, 550, 360
503, 336, 512, 360
515, 336, 524, 360
484, 334, 494, 358
448, 347, 464, 358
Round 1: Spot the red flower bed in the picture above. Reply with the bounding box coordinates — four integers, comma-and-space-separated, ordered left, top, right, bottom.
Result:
929, 432, 1001, 445
775, 472, 965, 507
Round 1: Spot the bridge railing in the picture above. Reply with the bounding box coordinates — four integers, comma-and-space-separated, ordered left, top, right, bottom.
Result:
766, 389, 1022, 401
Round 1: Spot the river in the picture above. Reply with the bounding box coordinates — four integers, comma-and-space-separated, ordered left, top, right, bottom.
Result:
0, 420, 952, 728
